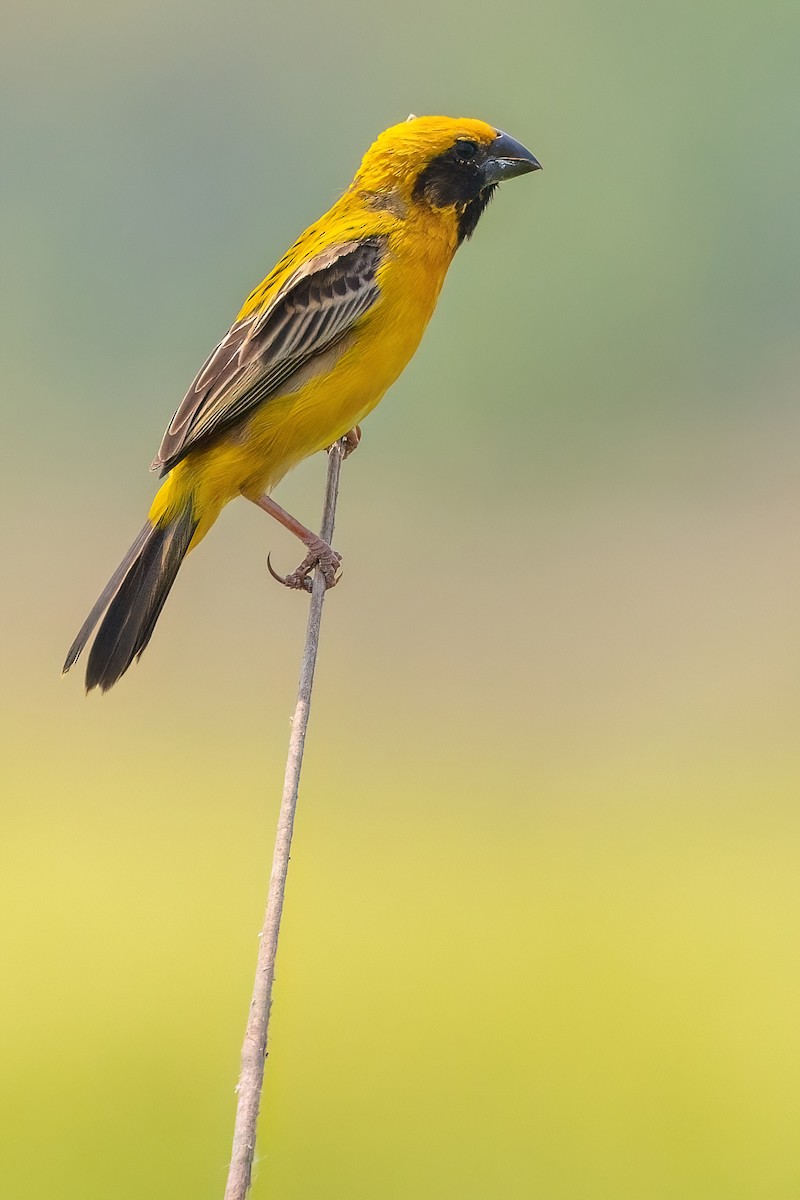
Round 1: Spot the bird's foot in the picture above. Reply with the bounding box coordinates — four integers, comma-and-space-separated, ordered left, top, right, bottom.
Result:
328, 425, 361, 459
267, 537, 342, 593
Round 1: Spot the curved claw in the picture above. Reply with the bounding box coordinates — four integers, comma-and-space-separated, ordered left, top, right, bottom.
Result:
266, 551, 312, 592
342, 426, 362, 459
267, 547, 341, 593
328, 426, 362, 460
267, 551, 288, 586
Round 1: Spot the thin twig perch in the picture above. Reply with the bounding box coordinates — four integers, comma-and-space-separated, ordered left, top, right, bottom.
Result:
223, 438, 346, 1200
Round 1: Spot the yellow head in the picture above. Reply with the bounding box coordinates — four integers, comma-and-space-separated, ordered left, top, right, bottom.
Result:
353, 115, 541, 242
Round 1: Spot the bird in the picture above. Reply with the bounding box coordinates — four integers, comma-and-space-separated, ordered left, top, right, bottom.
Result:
63, 114, 541, 693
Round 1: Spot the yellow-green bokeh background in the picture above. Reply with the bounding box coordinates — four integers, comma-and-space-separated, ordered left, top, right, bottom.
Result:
4, 1, 800, 1195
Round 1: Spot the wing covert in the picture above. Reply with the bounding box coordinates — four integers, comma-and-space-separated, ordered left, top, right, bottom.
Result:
153, 236, 386, 474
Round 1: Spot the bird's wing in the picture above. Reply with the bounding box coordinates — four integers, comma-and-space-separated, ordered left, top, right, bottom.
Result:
153, 236, 387, 474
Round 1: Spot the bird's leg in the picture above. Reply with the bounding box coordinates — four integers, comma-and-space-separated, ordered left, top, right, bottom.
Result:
330, 425, 361, 459
249, 494, 341, 593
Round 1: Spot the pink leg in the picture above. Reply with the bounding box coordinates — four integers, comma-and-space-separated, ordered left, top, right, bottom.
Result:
249, 493, 341, 592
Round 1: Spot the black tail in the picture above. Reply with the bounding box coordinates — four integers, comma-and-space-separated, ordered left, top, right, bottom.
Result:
63, 506, 197, 693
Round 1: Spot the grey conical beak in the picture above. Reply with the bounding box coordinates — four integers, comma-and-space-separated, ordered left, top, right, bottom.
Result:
482, 130, 542, 185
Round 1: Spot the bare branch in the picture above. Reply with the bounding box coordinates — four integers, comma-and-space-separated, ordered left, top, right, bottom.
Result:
223, 439, 346, 1200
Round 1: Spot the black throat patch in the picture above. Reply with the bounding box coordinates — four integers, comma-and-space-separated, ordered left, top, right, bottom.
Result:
412, 147, 496, 244
456, 186, 497, 242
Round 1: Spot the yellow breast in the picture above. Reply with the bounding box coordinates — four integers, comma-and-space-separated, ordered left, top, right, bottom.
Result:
156, 193, 458, 536
229, 203, 456, 498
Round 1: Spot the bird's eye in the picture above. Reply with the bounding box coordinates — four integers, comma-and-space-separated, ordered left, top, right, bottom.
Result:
454, 140, 478, 162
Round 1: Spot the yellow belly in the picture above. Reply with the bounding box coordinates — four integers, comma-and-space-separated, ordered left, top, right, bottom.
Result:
150, 218, 453, 547
238, 315, 416, 496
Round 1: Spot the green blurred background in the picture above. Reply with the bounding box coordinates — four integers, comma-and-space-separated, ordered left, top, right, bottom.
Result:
3, 0, 800, 1195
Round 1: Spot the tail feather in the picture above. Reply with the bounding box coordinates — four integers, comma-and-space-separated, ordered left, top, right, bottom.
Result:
63, 506, 197, 693
62, 522, 152, 676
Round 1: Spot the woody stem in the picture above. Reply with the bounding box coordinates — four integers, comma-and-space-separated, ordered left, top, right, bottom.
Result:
223, 439, 346, 1200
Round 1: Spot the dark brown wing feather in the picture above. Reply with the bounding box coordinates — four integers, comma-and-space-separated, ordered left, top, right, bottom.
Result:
153, 236, 387, 474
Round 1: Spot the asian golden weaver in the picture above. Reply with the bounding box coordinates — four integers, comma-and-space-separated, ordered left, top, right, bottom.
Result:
64, 115, 541, 692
